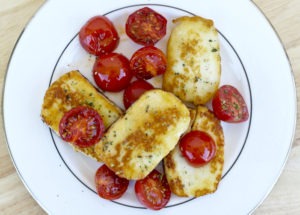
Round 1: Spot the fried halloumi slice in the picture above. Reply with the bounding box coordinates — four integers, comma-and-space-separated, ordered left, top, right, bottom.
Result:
163, 16, 221, 105
41, 70, 122, 161
164, 105, 224, 197
94, 89, 191, 180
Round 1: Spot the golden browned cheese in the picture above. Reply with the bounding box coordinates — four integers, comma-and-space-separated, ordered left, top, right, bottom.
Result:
164, 105, 224, 197
163, 16, 221, 105
94, 89, 191, 180
41, 70, 123, 161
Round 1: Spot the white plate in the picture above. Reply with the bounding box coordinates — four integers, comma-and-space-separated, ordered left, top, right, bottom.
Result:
3, 0, 296, 214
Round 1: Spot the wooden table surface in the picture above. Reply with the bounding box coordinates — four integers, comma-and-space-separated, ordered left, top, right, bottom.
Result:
0, 0, 299, 214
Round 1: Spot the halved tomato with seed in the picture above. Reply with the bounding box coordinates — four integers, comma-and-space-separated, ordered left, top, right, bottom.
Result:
212, 85, 249, 123
59, 106, 105, 148
79, 16, 119, 56
95, 164, 129, 200
135, 169, 171, 210
126, 7, 167, 46
130, 46, 167, 80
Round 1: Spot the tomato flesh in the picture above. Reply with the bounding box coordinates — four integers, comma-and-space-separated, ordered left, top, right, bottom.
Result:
79, 16, 119, 56
126, 7, 167, 46
179, 130, 216, 167
95, 164, 129, 200
135, 170, 171, 210
212, 85, 249, 123
59, 106, 105, 148
93, 53, 132, 92
130, 46, 167, 80
123, 80, 154, 109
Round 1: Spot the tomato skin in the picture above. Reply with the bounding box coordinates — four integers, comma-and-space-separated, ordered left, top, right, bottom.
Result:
212, 85, 249, 123
123, 80, 154, 109
179, 130, 216, 167
130, 46, 167, 80
93, 53, 133, 92
126, 7, 167, 46
135, 170, 171, 210
95, 164, 129, 200
79, 16, 119, 56
59, 106, 105, 148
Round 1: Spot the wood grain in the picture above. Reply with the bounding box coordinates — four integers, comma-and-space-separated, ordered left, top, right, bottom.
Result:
0, 0, 299, 214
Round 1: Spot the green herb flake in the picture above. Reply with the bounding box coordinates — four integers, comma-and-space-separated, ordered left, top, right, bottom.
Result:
87, 101, 94, 107
211, 48, 218, 52
233, 103, 239, 110
145, 105, 150, 113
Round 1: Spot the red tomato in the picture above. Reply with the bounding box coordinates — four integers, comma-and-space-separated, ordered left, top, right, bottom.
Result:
95, 164, 129, 200
179, 130, 216, 167
59, 106, 105, 148
79, 16, 119, 56
130, 46, 167, 80
123, 80, 154, 109
126, 7, 167, 46
212, 85, 249, 123
135, 170, 171, 210
93, 53, 132, 92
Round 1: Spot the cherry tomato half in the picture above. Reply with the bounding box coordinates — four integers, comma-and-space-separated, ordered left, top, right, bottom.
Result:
123, 80, 154, 109
135, 169, 171, 210
179, 130, 216, 167
95, 164, 129, 200
93, 53, 133, 92
59, 106, 105, 148
126, 7, 167, 46
130, 46, 167, 80
79, 16, 119, 56
212, 85, 249, 123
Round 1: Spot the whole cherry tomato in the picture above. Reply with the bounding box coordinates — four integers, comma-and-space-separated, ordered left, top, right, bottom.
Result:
79, 16, 119, 56
130, 46, 167, 80
93, 53, 132, 92
212, 85, 249, 123
123, 79, 154, 109
135, 169, 171, 210
179, 130, 216, 167
59, 106, 105, 148
95, 164, 129, 200
126, 7, 167, 46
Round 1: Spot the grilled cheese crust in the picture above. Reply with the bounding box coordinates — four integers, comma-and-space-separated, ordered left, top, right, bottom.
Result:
164, 105, 224, 197
41, 70, 122, 161
95, 89, 191, 180
163, 16, 221, 105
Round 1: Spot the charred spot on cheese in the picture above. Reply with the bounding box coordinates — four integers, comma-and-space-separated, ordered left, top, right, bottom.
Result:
95, 89, 191, 180
164, 105, 224, 197
41, 70, 123, 161
163, 16, 221, 105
